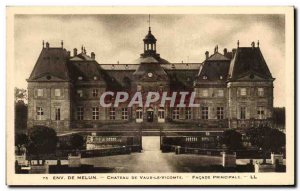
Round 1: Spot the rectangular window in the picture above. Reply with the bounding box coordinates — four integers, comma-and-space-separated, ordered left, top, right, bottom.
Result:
36, 107, 43, 120
217, 107, 224, 119
92, 89, 98, 97
240, 88, 247, 96
218, 89, 224, 97
92, 107, 99, 120
202, 89, 209, 97
258, 88, 264, 97
240, 107, 246, 119
109, 107, 116, 120
122, 108, 128, 120
77, 107, 84, 120
185, 107, 191, 119
158, 109, 165, 119
136, 109, 143, 119
201, 107, 208, 120
54, 89, 61, 97
172, 107, 179, 120
37, 89, 43, 97
77, 90, 83, 97
257, 106, 265, 119
55, 108, 61, 120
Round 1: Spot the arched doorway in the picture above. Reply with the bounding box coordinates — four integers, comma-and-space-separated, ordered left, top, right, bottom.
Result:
158, 107, 165, 123
136, 107, 143, 123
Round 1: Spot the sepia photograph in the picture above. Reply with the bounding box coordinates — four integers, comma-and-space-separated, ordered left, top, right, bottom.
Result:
6, 6, 294, 186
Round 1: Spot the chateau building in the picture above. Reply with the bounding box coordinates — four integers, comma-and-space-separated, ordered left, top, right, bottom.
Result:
27, 27, 275, 132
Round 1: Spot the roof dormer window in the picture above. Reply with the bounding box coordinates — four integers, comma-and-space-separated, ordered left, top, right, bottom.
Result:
93, 76, 98, 80
78, 76, 83, 80
219, 75, 223, 80
203, 75, 208, 80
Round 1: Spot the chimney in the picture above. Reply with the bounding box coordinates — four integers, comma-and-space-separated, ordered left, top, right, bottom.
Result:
205, 51, 209, 59
73, 48, 77, 56
251, 41, 255, 48
61, 40, 64, 48
46, 42, 50, 49
67, 51, 71, 58
232, 48, 236, 57
223, 48, 227, 56
91, 52, 95, 60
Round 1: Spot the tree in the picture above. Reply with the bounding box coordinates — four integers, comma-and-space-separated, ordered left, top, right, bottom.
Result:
15, 86, 28, 132
15, 133, 28, 155
27, 126, 58, 164
246, 124, 285, 163
14, 87, 27, 103
15, 101, 28, 131
69, 134, 85, 151
221, 129, 244, 151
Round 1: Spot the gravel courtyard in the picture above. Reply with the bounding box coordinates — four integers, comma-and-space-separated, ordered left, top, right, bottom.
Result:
81, 136, 223, 173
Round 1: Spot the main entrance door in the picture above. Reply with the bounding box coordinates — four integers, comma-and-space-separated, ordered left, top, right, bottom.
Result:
147, 110, 154, 122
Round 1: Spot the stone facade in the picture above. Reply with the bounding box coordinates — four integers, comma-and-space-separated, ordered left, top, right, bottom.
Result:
27, 28, 274, 132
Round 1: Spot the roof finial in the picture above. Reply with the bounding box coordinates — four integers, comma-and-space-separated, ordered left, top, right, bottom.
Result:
237, 40, 240, 48
214, 45, 218, 53
42, 40, 44, 48
257, 40, 260, 47
61, 40, 63, 48
147, 14, 151, 32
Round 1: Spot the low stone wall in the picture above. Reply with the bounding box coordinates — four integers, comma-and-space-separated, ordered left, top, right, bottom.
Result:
271, 153, 283, 165
15, 154, 27, 166
29, 165, 49, 174
254, 163, 276, 172
68, 154, 81, 167
221, 152, 236, 168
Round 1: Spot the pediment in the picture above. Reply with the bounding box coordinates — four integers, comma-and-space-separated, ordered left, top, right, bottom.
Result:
28, 73, 68, 82
234, 72, 269, 81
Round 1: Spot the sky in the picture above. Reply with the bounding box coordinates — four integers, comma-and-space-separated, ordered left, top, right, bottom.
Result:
14, 14, 285, 107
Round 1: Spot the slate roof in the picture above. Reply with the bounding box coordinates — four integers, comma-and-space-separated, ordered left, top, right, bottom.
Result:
197, 52, 231, 82
207, 52, 230, 61
133, 62, 168, 78
99, 63, 200, 71
133, 56, 170, 64
228, 47, 273, 80
28, 48, 70, 81
28, 43, 273, 91
100, 64, 139, 71
68, 52, 105, 82
69, 60, 103, 82
70, 53, 94, 61
162, 63, 200, 70
166, 70, 199, 90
